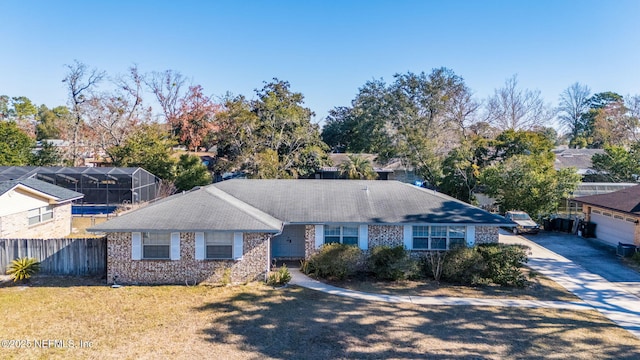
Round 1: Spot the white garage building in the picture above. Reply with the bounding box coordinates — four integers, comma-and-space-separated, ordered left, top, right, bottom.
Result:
575, 185, 640, 247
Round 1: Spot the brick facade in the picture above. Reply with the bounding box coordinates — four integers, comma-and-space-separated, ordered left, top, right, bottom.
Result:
304, 225, 317, 258
368, 225, 404, 248
0, 203, 73, 239
474, 226, 499, 244
107, 232, 270, 285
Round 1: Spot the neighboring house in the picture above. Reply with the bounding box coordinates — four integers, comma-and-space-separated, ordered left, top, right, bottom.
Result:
315, 153, 420, 183
574, 185, 640, 247
90, 180, 512, 285
0, 166, 159, 205
0, 178, 84, 238
553, 148, 605, 177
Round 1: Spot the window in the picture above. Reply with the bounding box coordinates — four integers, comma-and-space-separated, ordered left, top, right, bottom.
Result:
324, 225, 359, 245
448, 226, 466, 248
412, 226, 430, 249
28, 205, 54, 225
592, 209, 601, 214
205, 232, 233, 259
142, 232, 170, 259
412, 225, 466, 250
430, 226, 447, 250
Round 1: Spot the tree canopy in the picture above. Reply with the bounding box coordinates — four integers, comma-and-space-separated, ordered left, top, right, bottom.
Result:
216, 79, 329, 179
480, 154, 580, 219
0, 121, 35, 165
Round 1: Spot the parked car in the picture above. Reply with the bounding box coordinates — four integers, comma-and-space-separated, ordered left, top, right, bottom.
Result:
504, 211, 540, 235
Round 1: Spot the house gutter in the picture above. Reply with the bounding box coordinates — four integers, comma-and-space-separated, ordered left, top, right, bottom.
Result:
266, 223, 285, 282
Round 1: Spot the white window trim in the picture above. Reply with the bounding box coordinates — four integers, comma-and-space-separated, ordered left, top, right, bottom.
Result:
315, 225, 324, 249
199, 232, 236, 260
233, 232, 243, 260
140, 232, 172, 260
358, 225, 368, 250
132, 232, 142, 260
411, 225, 467, 250
170, 232, 180, 260
195, 232, 205, 260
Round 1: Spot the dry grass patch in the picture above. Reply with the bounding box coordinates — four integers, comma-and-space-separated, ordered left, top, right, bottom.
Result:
68, 216, 108, 238
0, 277, 638, 359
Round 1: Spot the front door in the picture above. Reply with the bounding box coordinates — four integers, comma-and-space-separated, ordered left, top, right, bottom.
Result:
272, 225, 306, 259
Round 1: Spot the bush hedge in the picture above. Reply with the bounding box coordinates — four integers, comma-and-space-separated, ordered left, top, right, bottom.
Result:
368, 246, 419, 280
301, 243, 364, 280
438, 243, 529, 287
302, 242, 529, 288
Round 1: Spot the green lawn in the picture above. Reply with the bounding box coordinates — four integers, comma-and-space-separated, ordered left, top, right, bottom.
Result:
1, 277, 639, 359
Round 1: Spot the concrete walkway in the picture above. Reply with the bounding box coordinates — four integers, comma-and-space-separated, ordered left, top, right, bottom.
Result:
289, 233, 640, 339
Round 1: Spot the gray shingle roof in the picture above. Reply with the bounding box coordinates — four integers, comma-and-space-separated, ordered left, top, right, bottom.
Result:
0, 178, 84, 202
553, 148, 605, 173
215, 180, 509, 225
89, 185, 283, 233
90, 179, 511, 233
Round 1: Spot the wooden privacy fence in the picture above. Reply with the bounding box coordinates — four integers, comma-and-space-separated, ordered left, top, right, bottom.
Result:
0, 237, 107, 276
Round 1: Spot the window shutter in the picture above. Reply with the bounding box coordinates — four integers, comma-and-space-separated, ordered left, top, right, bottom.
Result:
195, 232, 205, 260
403, 225, 412, 250
358, 225, 369, 250
170, 232, 181, 260
132, 232, 142, 260
465, 226, 476, 247
233, 232, 243, 259
314, 225, 324, 248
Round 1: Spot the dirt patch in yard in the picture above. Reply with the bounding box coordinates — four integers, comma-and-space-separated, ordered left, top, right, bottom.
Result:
0, 278, 638, 359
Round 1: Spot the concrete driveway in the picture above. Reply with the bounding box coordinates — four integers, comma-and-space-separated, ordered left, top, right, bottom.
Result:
501, 230, 640, 338
514, 230, 640, 297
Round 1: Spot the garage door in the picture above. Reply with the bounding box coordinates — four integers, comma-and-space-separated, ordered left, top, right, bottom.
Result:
590, 211, 636, 246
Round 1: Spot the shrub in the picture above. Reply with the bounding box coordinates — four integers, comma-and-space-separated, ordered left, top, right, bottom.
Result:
221, 268, 232, 286
441, 246, 486, 285
421, 251, 448, 282
302, 243, 363, 280
368, 246, 419, 281
6, 257, 41, 283
267, 265, 292, 286
476, 243, 529, 287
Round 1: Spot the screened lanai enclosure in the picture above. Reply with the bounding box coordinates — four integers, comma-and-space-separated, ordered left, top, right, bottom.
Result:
0, 166, 159, 205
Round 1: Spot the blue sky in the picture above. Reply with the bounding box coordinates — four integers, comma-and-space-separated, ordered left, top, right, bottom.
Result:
1, 0, 639, 127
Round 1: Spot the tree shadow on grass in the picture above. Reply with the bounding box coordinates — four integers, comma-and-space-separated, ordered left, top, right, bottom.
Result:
196, 286, 640, 359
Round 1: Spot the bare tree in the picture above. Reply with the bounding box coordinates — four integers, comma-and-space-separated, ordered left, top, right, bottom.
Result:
557, 82, 591, 148
628, 94, 640, 143
85, 65, 151, 163
445, 86, 481, 140
485, 75, 553, 131
62, 60, 105, 166
145, 70, 186, 136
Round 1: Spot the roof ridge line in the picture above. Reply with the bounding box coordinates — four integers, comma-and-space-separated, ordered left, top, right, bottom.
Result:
206, 185, 283, 231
